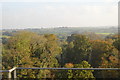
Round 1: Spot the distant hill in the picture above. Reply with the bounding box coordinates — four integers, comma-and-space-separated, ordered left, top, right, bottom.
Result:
2, 26, 118, 36
24, 27, 118, 35
1, 26, 118, 44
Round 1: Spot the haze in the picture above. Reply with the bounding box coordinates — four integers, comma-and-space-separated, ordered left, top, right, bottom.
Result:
0, 0, 119, 29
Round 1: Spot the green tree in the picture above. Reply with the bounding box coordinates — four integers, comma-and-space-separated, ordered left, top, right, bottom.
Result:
65, 34, 92, 64
37, 34, 62, 78
2, 31, 37, 78
73, 61, 94, 79
113, 38, 120, 51
55, 61, 94, 79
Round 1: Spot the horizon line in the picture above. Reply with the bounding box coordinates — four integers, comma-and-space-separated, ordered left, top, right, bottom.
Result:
1, 26, 118, 30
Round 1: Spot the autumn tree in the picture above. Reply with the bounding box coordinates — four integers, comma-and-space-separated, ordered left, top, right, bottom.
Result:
91, 40, 118, 68
90, 40, 119, 78
2, 31, 62, 78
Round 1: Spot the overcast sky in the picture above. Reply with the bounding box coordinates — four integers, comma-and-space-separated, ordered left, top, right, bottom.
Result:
0, 0, 119, 29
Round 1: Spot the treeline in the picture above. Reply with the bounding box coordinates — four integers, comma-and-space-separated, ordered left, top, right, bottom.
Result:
2, 31, 120, 79
20, 27, 119, 34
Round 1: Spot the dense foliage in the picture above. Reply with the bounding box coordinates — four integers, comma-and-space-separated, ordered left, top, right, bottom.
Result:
1, 30, 120, 79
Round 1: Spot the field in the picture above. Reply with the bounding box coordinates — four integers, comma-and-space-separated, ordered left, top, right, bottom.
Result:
96, 33, 114, 35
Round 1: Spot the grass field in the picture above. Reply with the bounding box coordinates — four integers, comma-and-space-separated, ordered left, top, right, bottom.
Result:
96, 33, 114, 35
0, 35, 11, 38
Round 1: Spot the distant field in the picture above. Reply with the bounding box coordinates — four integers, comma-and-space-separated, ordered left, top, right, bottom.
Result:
96, 33, 114, 35
0, 35, 10, 38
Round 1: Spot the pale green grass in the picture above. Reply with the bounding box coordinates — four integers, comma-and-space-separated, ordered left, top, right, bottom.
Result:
96, 33, 114, 35
0, 35, 11, 38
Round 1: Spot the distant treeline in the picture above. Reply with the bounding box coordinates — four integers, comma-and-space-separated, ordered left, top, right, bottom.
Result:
2, 26, 118, 35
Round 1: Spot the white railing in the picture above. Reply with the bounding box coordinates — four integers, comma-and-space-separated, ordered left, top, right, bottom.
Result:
0, 67, 120, 79
0, 67, 17, 78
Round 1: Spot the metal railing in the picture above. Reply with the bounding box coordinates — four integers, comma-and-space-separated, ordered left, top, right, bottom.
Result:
0, 67, 120, 78
0, 67, 17, 78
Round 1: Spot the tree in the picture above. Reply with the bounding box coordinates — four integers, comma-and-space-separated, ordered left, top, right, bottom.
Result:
73, 61, 94, 79
2, 32, 62, 78
113, 38, 120, 51
90, 40, 119, 78
82, 32, 103, 40
64, 34, 92, 64
2, 31, 36, 78
91, 40, 118, 68
37, 34, 62, 78
55, 61, 94, 79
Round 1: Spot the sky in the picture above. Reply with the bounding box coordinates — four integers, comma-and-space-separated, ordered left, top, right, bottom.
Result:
0, 0, 119, 29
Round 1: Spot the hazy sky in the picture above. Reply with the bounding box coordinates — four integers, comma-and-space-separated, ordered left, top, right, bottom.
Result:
0, 0, 119, 29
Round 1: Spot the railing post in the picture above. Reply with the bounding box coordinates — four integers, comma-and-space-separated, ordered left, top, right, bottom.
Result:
14, 69, 17, 79
8, 72, 11, 79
